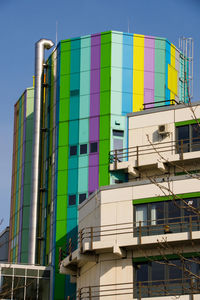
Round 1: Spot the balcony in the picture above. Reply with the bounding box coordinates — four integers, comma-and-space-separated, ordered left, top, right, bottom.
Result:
109, 138, 200, 174
72, 278, 200, 299
60, 215, 200, 272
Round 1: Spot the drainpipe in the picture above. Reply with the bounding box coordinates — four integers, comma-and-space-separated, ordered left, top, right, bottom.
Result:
29, 39, 54, 265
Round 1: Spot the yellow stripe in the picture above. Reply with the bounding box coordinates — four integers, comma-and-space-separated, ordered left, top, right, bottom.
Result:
133, 35, 144, 112
169, 44, 178, 101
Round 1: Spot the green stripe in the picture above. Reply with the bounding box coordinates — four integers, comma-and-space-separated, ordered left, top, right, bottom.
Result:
99, 32, 111, 187
175, 119, 200, 127
133, 192, 200, 205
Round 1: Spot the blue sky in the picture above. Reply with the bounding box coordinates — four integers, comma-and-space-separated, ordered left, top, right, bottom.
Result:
0, 0, 200, 229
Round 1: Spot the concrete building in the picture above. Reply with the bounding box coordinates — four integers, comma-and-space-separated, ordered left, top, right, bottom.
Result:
60, 102, 200, 299
8, 31, 190, 299
0, 227, 9, 262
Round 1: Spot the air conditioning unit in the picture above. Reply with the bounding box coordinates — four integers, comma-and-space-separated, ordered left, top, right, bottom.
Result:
158, 124, 169, 135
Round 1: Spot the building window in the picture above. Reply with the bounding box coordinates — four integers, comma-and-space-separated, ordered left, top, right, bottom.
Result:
177, 123, 200, 153
79, 193, 86, 204
80, 144, 87, 155
134, 198, 199, 236
90, 142, 98, 153
70, 145, 77, 156
69, 195, 76, 206
134, 257, 200, 298
113, 130, 124, 137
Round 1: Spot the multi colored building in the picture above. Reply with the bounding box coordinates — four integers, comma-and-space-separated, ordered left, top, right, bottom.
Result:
8, 31, 189, 299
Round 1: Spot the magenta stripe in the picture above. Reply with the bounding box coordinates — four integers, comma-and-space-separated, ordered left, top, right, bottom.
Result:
88, 34, 101, 194
18, 92, 27, 262
144, 36, 155, 108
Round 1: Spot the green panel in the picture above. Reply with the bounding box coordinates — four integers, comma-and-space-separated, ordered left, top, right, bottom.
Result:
100, 116, 110, 139
58, 122, 69, 147
60, 75, 70, 98
99, 91, 110, 115
57, 170, 68, 195
133, 192, 200, 205
175, 119, 200, 127
59, 99, 70, 122
100, 68, 110, 91
99, 32, 111, 188
58, 146, 68, 170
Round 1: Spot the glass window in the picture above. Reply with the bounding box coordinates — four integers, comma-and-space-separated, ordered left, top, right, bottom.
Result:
90, 142, 98, 153
152, 261, 165, 281
79, 193, 86, 204
70, 145, 77, 156
177, 125, 189, 152
136, 205, 147, 226
135, 262, 148, 282
113, 130, 124, 137
80, 144, 87, 155
69, 195, 76, 206
151, 202, 164, 225
191, 124, 200, 151
168, 200, 181, 223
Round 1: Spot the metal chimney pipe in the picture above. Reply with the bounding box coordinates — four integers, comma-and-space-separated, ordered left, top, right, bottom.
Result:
29, 39, 54, 265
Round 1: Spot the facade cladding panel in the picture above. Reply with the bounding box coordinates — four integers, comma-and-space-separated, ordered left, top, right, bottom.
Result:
8, 31, 188, 300
8, 88, 34, 264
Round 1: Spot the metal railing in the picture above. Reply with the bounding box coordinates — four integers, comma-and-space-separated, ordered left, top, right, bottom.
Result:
76, 278, 200, 299
109, 138, 200, 168
143, 99, 179, 110
60, 215, 200, 262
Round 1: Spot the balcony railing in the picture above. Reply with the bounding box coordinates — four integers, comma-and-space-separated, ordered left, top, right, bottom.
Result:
59, 215, 200, 263
76, 278, 200, 299
109, 138, 200, 169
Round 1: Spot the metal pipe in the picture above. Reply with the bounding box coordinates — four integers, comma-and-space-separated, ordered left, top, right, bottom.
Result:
29, 39, 54, 264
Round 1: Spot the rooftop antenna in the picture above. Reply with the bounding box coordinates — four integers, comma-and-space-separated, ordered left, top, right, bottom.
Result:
56, 21, 58, 46
179, 36, 194, 102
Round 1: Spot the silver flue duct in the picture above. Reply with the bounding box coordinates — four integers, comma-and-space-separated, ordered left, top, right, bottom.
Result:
29, 39, 54, 265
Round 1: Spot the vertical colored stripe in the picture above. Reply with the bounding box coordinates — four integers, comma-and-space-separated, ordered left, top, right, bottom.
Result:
88, 34, 101, 194
122, 33, 133, 115
8, 103, 18, 261
133, 34, 144, 112
165, 40, 171, 104
99, 31, 111, 187
144, 36, 155, 108
18, 91, 27, 261
78, 35, 91, 196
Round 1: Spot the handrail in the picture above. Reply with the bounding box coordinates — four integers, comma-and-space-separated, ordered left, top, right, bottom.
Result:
77, 277, 200, 299
60, 215, 200, 261
109, 138, 200, 165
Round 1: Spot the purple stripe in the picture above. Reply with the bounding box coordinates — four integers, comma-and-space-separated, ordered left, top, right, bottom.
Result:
88, 34, 101, 194
144, 36, 155, 108
18, 92, 27, 262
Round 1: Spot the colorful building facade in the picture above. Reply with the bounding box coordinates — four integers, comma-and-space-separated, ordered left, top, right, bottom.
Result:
8, 31, 188, 299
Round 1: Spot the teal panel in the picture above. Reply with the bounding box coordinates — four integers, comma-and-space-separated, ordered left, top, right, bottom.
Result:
154, 39, 165, 106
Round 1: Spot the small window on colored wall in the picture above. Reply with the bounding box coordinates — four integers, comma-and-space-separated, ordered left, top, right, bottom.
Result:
69, 195, 76, 206
90, 142, 98, 153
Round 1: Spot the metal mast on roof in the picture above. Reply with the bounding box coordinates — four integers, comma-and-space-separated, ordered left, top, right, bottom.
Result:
179, 37, 194, 102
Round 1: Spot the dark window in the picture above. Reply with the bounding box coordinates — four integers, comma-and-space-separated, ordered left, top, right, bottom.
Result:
115, 179, 123, 184
70, 145, 77, 156
79, 193, 86, 204
191, 124, 200, 151
69, 195, 76, 206
113, 130, 124, 137
177, 125, 189, 152
152, 261, 165, 281
90, 142, 98, 153
135, 262, 148, 282
80, 144, 87, 155
70, 89, 79, 96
